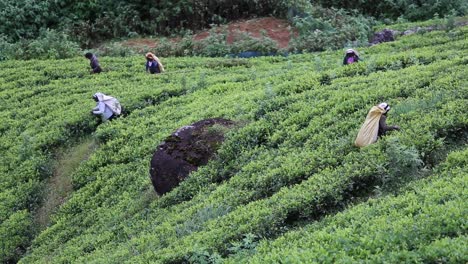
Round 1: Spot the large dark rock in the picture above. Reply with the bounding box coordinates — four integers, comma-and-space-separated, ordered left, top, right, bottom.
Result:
370, 29, 400, 45
149, 118, 234, 195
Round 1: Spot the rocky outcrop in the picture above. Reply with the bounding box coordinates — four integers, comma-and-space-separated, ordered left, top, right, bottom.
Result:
149, 118, 234, 195
370, 29, 400, 45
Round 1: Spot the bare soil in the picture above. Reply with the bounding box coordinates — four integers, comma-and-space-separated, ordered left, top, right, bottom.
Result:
121, 17, 293, 51
193, 17, 292, 48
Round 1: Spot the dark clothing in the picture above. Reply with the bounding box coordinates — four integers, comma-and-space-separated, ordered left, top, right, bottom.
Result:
90, 55, 102, 73
343, 54, 359, 65
94, 113, 116, 126
146, 60, 160, 74
378, 114, 399, 137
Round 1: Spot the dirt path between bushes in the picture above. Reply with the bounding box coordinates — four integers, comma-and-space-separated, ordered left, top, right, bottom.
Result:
35, 137, 97, 229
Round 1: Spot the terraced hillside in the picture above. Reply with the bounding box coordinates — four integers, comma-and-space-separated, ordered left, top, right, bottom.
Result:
1, 25, 467, 263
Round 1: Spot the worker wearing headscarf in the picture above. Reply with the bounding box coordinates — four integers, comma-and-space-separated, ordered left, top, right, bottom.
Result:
343, 49, 360, 65
91, 92, 122, 121
377, 102, 400, 137
355, 102, 400, 147
145, 52, 165, 74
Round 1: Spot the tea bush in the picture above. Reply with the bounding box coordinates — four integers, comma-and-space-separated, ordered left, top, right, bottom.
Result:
0, 25, 466, 263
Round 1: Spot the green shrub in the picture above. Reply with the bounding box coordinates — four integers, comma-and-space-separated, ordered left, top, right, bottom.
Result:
289, 7, 375, 52
2, 27, 466, 263
230, 31, 279, 54
315, 0, 468, 21
98, 42, 137, 57
186, 248, 223, 264
0, 35, 15, 61
0, 29, 80, 60
176, 204, 231, 237
0, 210, 33, 263
25, 29, 80, 59
153, 37, 178, 58
193, 27, 231, 57
232, 151, 467, 263
381, 137, 424, 186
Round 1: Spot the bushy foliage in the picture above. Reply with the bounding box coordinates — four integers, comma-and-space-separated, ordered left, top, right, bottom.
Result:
0, 210, 33, 263
61, 3, 144, 47
290, 7, 375, 52
97, 42, 138, 57
315, 0, 468, 21
0, 0, 308, 47
0, 25, 466, 263
230, 30, 279, 54
0, 0, 55, 41
0, 29, 80, 60
228, 149, 468, 263
114, 28, 280, 58
1, 0, 466, 51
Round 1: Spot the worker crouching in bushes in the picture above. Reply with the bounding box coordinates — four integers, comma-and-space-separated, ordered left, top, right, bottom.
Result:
355, 102, 400, 147
145, 52, 165, 74
343, 49, 360, 65
85, 52, 102, 74
91, 92, 122, 122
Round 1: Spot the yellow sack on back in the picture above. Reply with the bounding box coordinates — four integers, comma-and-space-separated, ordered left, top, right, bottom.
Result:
355, 106, 386, 147
154, 56, 165, 72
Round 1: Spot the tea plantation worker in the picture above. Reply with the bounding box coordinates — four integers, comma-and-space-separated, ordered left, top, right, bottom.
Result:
343, 48, 360, 65
377, 102, 400, 137
145, 52, 165, 74
91, 92, 122, 121
355, 102, 400, 147
85, 52, 102, 74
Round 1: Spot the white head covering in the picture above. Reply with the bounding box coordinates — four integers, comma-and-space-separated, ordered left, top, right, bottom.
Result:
345, 49, 359, 56
93, 92, 113, 102
378, 102, 391, 113
93, 92, 122, 115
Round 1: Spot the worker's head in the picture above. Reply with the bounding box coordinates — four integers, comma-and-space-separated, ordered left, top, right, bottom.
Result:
145, 53, 154, 61
92, 93, 104, 102
378, 102, 391, 113
345, 49, 358, 56
85, 52, 93, 59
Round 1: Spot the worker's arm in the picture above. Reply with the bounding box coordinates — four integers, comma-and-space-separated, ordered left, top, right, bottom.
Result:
379, 115, 400, 133
92, 102, 105, 114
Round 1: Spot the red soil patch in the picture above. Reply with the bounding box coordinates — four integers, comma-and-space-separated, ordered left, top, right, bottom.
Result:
121, 17, 293, 50
194, 17, 292, 49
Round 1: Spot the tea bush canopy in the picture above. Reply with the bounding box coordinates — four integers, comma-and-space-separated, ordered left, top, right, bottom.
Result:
0, 23, 467, 263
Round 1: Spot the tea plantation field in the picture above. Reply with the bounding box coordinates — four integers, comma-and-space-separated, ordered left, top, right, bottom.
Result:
1, 25, 467, 263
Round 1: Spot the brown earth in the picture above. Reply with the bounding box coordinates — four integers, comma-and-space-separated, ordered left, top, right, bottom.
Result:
193, 17, 292, 48
121, 17, 293, 51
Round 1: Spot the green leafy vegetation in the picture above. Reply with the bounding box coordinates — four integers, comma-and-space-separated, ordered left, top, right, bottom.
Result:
0, 24, 466, 263
227, 149, 468, 263
1, 1, 467, 59
35, 137, 97, 230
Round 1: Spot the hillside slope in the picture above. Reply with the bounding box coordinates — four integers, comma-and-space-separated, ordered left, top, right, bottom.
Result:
0, 25, 467, 263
